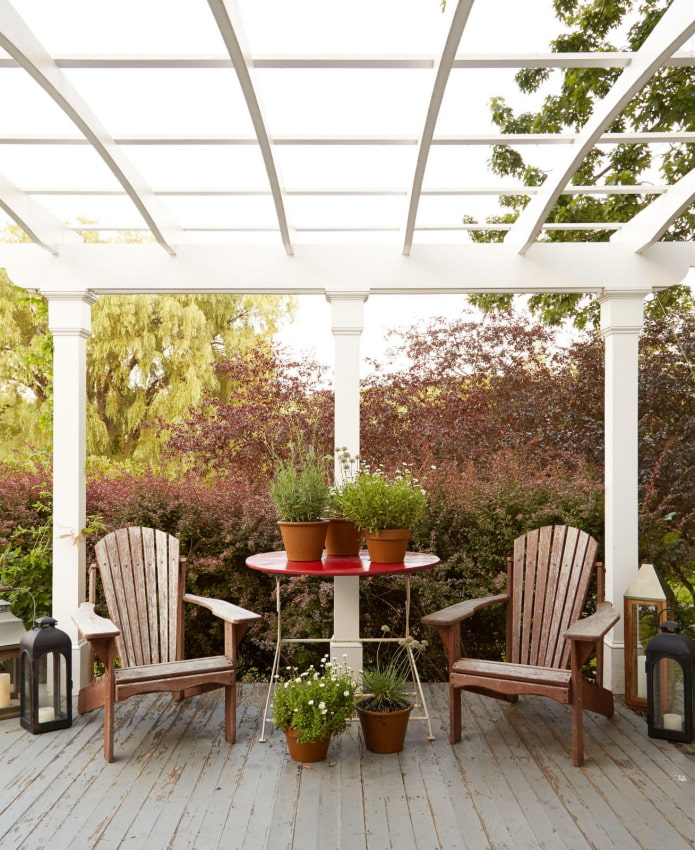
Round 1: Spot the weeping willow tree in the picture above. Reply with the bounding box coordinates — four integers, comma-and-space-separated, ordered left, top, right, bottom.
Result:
0, 226, 295, 463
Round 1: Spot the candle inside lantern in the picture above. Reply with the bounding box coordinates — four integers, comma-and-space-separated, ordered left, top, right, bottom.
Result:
38, 706, 55, 723
0, 672, 10, 708
663, 712, 683, 731
636, 655, 647, 698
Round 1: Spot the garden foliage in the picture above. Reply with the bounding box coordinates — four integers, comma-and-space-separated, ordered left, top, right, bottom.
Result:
2, 304, 695, 674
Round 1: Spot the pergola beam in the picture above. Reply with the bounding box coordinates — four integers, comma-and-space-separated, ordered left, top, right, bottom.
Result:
2, 131, 691, 145
505, 0, 695, 254
4, 241, 693, 296
0, 51, 693, 70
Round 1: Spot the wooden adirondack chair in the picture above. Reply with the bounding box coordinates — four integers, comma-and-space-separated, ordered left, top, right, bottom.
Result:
422, 525, 619, 766
73, 526, 262, 762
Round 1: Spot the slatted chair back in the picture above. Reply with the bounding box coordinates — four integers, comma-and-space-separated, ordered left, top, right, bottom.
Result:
93, 526, 184, 668
508, 525, 601, 671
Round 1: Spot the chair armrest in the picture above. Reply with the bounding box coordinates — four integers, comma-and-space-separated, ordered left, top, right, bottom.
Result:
422, 594, 508, 627
73, 602, 120, 641
184, 594, 262, 625
563, 602, 619, 642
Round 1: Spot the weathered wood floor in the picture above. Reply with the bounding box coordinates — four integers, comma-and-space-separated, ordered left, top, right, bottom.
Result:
1, 684, 694, 850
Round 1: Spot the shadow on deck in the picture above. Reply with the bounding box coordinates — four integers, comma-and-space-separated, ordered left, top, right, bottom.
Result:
1, 683, 694, 849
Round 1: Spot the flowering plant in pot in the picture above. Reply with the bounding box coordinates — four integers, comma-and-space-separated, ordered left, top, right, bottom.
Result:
338, 465, 428, 563
357, 628, 426, 754
272, 656, 357, 762
269, 449, 330, 561
325, 448, 363, 557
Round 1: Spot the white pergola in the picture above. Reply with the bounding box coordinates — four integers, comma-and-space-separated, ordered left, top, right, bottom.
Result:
1, 0, 695, 692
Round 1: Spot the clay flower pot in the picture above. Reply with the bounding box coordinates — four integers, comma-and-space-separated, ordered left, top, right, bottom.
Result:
325, 518, 362, 557
364, 529, 410, 564
357, 704, 413, 754
284, 727, 331, 762
278, 520, 329, 561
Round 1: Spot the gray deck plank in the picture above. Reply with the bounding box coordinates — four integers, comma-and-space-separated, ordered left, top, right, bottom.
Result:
167, 689, 262, 849
529, 695, 692, 850
463, 689, 593, 849
2, 685, 694, 850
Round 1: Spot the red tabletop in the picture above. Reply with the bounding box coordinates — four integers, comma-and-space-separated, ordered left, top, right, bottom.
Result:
246, 550, 440, 577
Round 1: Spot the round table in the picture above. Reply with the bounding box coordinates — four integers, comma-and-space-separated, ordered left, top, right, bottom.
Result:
246, 549, 440, 741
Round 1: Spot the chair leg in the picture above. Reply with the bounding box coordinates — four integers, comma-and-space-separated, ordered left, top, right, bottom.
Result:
449, 683, 462, 744
103, 648, 116, 763
224, 682, 236, 744
570, 644, 584, 766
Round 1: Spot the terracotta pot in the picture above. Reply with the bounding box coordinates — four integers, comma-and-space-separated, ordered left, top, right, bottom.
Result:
284, 727, 331, 762
325, 519, 362, 557
357, 703, 413, 754
278, 520, 329, 561
364, 529, 410, 564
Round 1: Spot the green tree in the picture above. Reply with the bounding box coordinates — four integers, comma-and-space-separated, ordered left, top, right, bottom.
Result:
465, 0, 695, 327
0, 228, 295, 462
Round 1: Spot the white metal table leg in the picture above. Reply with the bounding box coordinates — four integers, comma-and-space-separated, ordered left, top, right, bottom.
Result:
259, 576, 282, 743
404, 576, 435, 741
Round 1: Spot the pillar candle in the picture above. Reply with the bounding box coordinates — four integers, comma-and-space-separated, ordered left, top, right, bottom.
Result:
0, 673, 10, 708
636, 655, 647, 699
38, 706, 55, 723
663, 712, 682, 731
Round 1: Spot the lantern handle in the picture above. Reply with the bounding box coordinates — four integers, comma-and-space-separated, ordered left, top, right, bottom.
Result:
657, 607, 678, 624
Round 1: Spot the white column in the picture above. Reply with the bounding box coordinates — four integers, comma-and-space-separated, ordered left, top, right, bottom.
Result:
327, 291, 368, 674
599, 290, 646, 693
47, 291, 96, 690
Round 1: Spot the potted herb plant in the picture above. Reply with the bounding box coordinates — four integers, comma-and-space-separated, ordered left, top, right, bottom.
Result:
338, 465, 428, 563
272, 656, 357, 762
270, 449, 330, 561
356, 628, 426, 754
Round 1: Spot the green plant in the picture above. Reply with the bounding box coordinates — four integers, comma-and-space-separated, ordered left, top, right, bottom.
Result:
339, 465, 428, 533
272, 655, 357, 743
269, 449, 329, 522
359, 627, 425, 712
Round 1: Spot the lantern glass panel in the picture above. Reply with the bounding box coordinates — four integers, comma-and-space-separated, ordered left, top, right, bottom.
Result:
632, 603, 660, 699
37, 652, 69, 721
652, 657, 686, 733
0, 654, 20, 717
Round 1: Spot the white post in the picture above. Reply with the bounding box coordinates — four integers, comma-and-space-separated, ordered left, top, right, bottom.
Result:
46, 291, 96, 690
327, 291, 368, 674
599, 290, 646, 694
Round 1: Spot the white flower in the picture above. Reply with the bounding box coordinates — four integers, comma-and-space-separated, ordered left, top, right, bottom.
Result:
343, 690, 351, 697
308, 699, 314, 705
319, 702, 326, 710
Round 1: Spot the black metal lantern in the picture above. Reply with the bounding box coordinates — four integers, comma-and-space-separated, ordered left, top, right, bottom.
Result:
0, 596, 26, 720
19, 617, 73, 733
646, 617, 695, 742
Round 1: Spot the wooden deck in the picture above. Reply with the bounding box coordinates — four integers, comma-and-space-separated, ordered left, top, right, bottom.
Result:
1, 684, 694, 849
